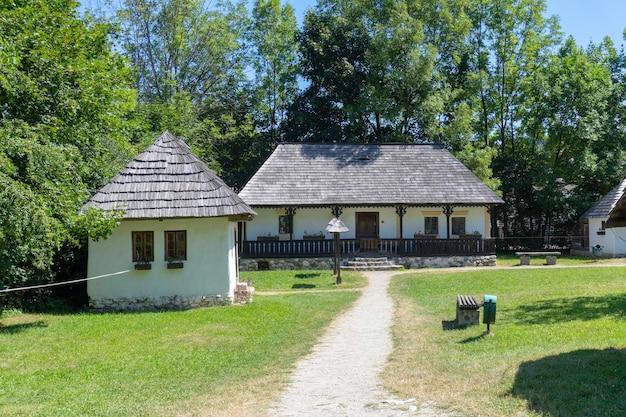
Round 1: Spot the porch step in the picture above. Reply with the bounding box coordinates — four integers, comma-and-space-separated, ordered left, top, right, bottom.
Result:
341, 257, 403, 271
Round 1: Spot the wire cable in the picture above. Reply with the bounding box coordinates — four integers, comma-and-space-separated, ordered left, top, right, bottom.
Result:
0, 270, 129, 294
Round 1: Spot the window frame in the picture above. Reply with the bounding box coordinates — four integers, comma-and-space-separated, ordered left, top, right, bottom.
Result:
132, 231, 154, 262
424, 217, 439, 235
451, 217, 466, 236
164, 230, 187, 261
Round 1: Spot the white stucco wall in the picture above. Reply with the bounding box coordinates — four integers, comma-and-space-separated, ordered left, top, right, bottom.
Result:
88, 217, 238, 302
247, 206, 491, 240
588, 217, 626, 256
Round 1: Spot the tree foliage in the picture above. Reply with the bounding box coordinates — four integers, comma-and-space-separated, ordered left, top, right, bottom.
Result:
0, 0, 134, 302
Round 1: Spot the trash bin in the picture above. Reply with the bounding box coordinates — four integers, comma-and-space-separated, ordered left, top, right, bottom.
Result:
483, 294, 497, 324
592, 245, 603, 258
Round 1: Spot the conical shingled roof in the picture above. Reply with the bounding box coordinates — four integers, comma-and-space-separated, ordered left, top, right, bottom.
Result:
84, 131, 256, 219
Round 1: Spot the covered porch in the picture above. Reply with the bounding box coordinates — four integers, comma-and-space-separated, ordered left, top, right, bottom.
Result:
240, 204, 496, 258
241, 236, 495, 258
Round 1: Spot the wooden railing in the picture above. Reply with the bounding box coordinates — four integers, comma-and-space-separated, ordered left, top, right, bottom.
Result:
241, 237, 496, 258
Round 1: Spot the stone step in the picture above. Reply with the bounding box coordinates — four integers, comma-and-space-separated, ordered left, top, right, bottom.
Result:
341, 256, 403, 271
341, 264, 404, 271
345, 261, 390, 267
353, 257, 388, 262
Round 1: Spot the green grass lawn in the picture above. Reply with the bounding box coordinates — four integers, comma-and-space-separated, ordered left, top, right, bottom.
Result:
496, 252, 626, 266
386, 266, 626, 417
0, 271, 362, 417
241, 269, 367, 292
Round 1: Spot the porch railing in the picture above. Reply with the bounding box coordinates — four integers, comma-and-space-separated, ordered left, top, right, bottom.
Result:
241, 237, 495, 258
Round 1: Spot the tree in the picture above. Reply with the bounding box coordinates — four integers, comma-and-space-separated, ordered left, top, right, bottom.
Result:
248, 0, 299, 141
0, 0, 134, 305
118, 0, 248, 105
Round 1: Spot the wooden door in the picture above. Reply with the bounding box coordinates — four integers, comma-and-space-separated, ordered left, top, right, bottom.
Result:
356, 212, 379, 252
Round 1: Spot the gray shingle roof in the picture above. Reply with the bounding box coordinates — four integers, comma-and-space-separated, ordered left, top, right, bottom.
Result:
239, 143, 503, 206
84, 131, 256, 219
581, 178, 626, 219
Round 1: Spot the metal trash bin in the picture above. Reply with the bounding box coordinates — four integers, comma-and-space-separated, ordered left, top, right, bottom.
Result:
592, 245, 603, 258
483, 294, 497, 324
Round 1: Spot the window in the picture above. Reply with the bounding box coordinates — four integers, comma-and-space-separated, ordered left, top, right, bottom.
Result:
451, 217, 466, 235
165, 230, 187, 260
424, 217, 438, 235
132, 231, 154, 262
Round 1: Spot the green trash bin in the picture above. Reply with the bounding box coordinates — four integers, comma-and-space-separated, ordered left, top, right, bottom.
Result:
483, 294, 497, 324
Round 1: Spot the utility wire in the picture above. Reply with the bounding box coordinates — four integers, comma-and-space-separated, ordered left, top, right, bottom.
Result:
0, 270, 129, 294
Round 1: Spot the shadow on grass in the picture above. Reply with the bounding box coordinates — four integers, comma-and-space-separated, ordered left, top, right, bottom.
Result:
295, 273, 322, 279
0, 320, 47, 334
512, 294, 626, 324
511, 348, 626, 416
292, 284, 316, 289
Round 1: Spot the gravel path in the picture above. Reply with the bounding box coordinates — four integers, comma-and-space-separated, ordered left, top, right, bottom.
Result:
269, 271, 445, 417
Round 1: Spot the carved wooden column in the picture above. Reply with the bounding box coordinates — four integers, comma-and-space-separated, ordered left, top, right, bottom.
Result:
395, 205, 407, 253
443, 205, 454, 239
285, 206, 297, 240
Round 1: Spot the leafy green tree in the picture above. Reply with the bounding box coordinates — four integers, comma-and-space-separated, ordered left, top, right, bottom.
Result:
0, 0, 134, 304
248, 0, 299, 141
118, 0, 248, 105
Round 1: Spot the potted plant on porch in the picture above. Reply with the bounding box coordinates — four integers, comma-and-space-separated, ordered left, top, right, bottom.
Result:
257, 233, 279, 241
303, 230, 326, 240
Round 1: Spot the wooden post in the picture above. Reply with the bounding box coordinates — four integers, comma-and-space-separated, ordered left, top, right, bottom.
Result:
334, 232, 341, 284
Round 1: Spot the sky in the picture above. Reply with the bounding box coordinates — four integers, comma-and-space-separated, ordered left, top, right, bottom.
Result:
284, 0, 626, 47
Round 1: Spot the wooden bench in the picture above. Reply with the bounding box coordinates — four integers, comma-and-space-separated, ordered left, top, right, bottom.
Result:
456, 295, 480, 327
515, 251, 561, 266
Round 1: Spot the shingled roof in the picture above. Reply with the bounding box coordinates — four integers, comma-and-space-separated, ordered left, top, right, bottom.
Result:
239, 143, 503, 207
581, 178, 626, 219
84, 131, 255, 219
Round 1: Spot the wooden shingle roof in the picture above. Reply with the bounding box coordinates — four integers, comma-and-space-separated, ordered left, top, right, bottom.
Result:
581, 178, 626, 219
239, 143, 503, 207
84, 131, 255, 219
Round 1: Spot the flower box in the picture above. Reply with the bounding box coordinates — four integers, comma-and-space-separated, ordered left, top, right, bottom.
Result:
167, 262, 184, 269
414, 234, 438, 239
303, 235, 326, 240
460, 234, 482, 239
134, 263, 152, 270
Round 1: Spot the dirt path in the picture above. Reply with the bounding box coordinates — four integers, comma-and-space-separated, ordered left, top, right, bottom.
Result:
269, 271, 448, 416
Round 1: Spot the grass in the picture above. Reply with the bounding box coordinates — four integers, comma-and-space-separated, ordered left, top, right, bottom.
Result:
385, 266, 626, 417
0, 271, 362, 417
241, 269, 367, 292
496, 252, 626, 267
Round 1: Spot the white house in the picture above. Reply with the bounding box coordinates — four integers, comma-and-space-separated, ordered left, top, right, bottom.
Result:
237, 143, 503, 269
83, 131, 255, 311
573, 178, 626, 257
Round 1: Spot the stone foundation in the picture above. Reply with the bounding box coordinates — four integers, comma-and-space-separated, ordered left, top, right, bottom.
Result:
394, 254, 497, 269
239, 254, 497, 271
234, 281, 255, 304
239, 257, 334, 271
90, 294, 231, 312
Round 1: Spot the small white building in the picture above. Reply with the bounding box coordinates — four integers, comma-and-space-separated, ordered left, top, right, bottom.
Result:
83, 131, 255, 311
573, 178, 626, 257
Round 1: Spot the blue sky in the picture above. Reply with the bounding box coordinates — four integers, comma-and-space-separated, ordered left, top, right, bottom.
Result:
546, 0, 626, 46
285, 0, 626, 47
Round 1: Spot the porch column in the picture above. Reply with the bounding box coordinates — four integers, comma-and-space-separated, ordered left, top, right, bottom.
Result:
443, 205, 454, 239
285, 206, 296, 240
396, 205, 407, 254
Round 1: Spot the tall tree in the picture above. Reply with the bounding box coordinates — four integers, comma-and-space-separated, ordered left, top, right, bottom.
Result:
118, 0, 247, 105
248, 0, 299, 141
0, 0, 135, 303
